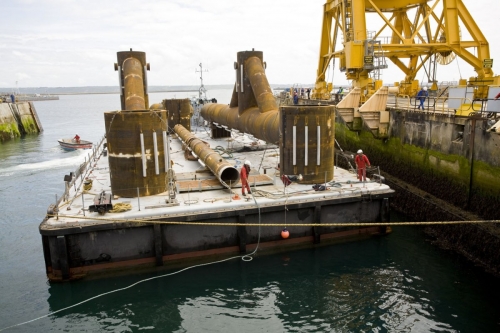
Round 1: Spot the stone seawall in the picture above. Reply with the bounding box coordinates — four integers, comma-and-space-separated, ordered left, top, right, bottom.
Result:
0, 102, 42, 142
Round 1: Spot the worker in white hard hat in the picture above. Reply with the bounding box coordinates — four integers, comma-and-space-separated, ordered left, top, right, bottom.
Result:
417, 86, 428, 110
240, 160, 252, 196
355, 149, 371, 182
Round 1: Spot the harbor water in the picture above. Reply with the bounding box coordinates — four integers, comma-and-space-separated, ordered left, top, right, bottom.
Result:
1, 92, 500, 332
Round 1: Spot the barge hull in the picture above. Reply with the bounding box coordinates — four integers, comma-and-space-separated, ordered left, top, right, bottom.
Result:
41, 197, 390, 281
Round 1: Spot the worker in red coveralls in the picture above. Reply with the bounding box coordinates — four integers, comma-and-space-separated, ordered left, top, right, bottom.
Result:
355, 149, 370, 182
240, 160, 252, 196
74, 134, 80, 143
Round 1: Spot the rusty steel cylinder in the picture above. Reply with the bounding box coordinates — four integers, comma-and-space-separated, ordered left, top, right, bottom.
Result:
279, 105, 335, 183
173, 124, 240, 185
245, 56, 277, 113
201, 104, 280, 144
201, 50, 281, 144
105, 110, 168, 197
123, 57, 146, 110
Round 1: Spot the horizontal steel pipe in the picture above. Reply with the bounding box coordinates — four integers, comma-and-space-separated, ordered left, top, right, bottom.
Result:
201, 104, 279, 144
173, 124, 240, 185
201, 50, 280, 144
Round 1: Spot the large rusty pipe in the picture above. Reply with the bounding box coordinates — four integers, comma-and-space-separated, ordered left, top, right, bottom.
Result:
245, 56, 277, 113
173, 124, 240, 185
123, 57, 146, 110
201, 104, 280, 144
201, 50, 281, 143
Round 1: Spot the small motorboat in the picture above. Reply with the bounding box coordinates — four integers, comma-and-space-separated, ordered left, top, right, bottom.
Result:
58, 136, 93, 150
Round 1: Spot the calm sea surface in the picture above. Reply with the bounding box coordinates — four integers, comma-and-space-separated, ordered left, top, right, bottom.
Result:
1, 91, 499, 332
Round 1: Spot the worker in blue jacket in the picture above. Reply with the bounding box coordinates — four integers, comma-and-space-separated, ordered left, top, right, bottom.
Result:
417, 87, 428, 110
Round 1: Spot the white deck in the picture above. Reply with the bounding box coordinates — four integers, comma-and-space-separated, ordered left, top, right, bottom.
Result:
43, 125, 393, 228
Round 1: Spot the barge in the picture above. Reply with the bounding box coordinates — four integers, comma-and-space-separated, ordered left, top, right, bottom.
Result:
39, 49, 394, 282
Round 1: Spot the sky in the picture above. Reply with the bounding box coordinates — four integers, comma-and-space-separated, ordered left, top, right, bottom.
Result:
1, 0, 498, 89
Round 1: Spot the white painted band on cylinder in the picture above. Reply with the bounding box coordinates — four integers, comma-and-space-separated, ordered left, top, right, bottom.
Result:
118, 66, 122, 95
144, 66, 148, 94
305, 125, 308, 166
240, 64, 244, 93
140, 132, 146, 177
293, 126, 297, 166
153, 132, 159, 175
163, 131, 168, 172
317, 126, 321, 165
235, 68, 239, 93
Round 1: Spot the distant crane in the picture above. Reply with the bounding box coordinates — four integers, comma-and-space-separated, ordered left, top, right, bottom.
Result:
196, 63, 208, 101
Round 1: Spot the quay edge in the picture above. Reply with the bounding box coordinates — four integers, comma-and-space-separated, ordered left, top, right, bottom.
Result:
0, 102, 42, 142
334, 108, 500, 275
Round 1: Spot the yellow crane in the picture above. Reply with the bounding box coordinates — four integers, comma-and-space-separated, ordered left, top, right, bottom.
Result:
312, 0, 500, 101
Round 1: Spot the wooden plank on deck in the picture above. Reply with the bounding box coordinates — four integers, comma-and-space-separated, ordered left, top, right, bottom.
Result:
177, 174, 274, 192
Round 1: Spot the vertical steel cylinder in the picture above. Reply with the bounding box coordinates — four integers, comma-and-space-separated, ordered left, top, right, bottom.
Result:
173, 124, 240, 185
104, 110, 168, 197
279, 105, 335, 183
162, 99, 193, 133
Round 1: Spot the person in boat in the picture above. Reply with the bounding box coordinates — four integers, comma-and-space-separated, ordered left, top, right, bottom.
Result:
240, 160, 252, 196
417, 86, 428, 110
293, 92, 298, 105
74, 134, 80, 143
355, 149, 371, 182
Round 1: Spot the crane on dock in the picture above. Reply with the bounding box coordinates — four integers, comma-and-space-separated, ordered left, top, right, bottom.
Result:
312, 0, 500, 102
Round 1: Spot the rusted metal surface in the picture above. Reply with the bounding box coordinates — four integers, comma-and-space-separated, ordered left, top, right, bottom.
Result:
280, 105, 335, 183
174, 124, 240, 185
123, 57, 146, 110
115, 50, 150, 111
162, 99, 193, 132
104, 110, 168, 197
243, 55, 277, 114
201, 50, 281, 144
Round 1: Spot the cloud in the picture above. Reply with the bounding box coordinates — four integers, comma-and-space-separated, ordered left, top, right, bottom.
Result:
0, 0, 497, 88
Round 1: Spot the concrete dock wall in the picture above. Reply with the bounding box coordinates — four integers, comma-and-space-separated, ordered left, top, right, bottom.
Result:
334, 110, 500, 275
0, 102, 42, 142
335, 110, 500, 220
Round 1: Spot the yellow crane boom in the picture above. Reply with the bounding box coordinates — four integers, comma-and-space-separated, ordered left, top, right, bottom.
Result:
313, 0, 499, 100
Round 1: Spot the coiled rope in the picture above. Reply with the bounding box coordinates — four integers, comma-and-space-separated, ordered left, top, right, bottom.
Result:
108, 203, 132, 213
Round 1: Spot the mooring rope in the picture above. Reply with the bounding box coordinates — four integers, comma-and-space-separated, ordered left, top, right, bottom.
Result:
2, 187, 265, 333
45, 213, 500, 227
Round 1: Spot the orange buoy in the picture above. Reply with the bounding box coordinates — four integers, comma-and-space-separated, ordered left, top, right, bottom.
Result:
281, 228, 290, 239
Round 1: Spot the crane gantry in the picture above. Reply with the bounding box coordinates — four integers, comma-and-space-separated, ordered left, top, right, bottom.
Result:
312, 0, 499, 101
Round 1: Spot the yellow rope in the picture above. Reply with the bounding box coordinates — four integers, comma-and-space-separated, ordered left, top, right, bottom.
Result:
46, 213, 500, 227
108, 203, 132, 213
83, 179, 93, 191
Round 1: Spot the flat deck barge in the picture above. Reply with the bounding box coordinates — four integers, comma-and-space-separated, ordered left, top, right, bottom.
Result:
40, 126, 394, 281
